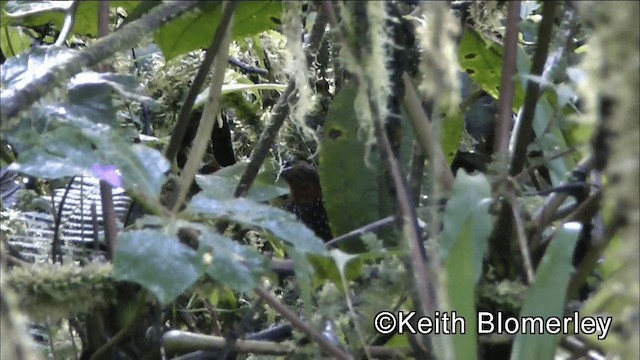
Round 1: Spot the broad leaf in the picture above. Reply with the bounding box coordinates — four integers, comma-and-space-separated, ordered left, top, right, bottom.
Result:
510, 222, 582, 360
319, 83, 394, 244
197, 228, 266, 293
440, 170, 492, 284
155, 1, 282, 60
187, 195, 327, 255
113, 229, 203, 305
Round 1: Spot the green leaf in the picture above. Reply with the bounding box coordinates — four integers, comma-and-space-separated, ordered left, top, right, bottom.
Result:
510, 222, 582, 360
7, 126, 99, 179
91, 134, 169, 198
445, 215, 477, 360
459, 28, 525, 111
0, 45, 75, 89
113, 229, 203, 305
319, 83, 394, 244
195, 162, 288, 202
0, 26, 33, 58
155, 1, 282, 60
197, 228, 266, 293
187, 195, 327, 255
3, 1, 140, 36
440, 170, 492, 284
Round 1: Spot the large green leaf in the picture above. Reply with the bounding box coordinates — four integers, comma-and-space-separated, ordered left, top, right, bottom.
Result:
155, 1, 282, 60
319, 83, 394, 242
440, 170, 492, 284
510, 222, 582, 360
187, 195, 327, 255
113, 229, 203, 305
196, 227, 266, 293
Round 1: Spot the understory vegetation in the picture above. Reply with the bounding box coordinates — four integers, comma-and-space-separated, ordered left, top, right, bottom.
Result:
0, 1, 638, 359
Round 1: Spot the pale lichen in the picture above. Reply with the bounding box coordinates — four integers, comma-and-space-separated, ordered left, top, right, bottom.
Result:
282, 2, 318, 147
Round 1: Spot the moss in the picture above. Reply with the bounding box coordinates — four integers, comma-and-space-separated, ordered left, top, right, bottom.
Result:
8, 262, 115, 322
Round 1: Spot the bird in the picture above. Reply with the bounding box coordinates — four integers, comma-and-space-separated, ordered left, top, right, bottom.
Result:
280, 162, 333, 242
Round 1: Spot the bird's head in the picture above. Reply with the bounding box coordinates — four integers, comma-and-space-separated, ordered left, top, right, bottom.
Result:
281, 162, 323, 205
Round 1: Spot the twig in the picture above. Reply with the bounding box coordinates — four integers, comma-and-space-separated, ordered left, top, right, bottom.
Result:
507, 182, 535, 283
509, 1, 558, 175
401, 73, 454, 192
89, 294, 147, 360
172, 2, 234, 213
99, 181, 118, 260
164, 2, 239, 166
253, 286, 353, 359
1, 1, 200, 122
54, 0, 80, 46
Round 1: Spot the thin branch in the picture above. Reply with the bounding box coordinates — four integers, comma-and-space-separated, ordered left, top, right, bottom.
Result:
494, 0, 521, 155
172, 2, 234, 213
54, 0, 80, 46
253, 286, 353, 360
164, 2, 239, 165
401, 73, 454, 192
509, 1, 558, 175
508, 183, 535, 283
0, 1, 200, 122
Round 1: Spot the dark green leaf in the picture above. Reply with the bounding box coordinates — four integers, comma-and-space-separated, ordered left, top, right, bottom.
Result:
187, 195, 327, 255
113, 229, 203, 305
510, 222, 582, 360
319, 83, 394, 242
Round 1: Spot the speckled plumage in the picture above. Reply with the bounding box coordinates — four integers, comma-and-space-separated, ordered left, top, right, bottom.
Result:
281, 162, 333, 241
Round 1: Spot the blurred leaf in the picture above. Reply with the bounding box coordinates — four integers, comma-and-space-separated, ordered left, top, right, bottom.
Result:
445, 215, 477, 360
0, 45, 75, 89
435, 109, 465, 164
510, 222, 582, 360
459, 28, 574, 186
155, 1, 282, 60
195, 82, 287, 110
440, 170, 492, 284
320, 83, 394, 244
187, 195, 327, 255
3, 1, 140, 36
7, 125, 99, 178
113, 229, 203, 305
0, 26, 33, 58
196, 227, 266, 292
195, 162, 288, 202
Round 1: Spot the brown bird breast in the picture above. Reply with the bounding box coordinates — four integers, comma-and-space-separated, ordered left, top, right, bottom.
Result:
281, 162, 333, 241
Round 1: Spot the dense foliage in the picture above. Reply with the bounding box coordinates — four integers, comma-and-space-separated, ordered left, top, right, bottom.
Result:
0, 1, 638, 359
